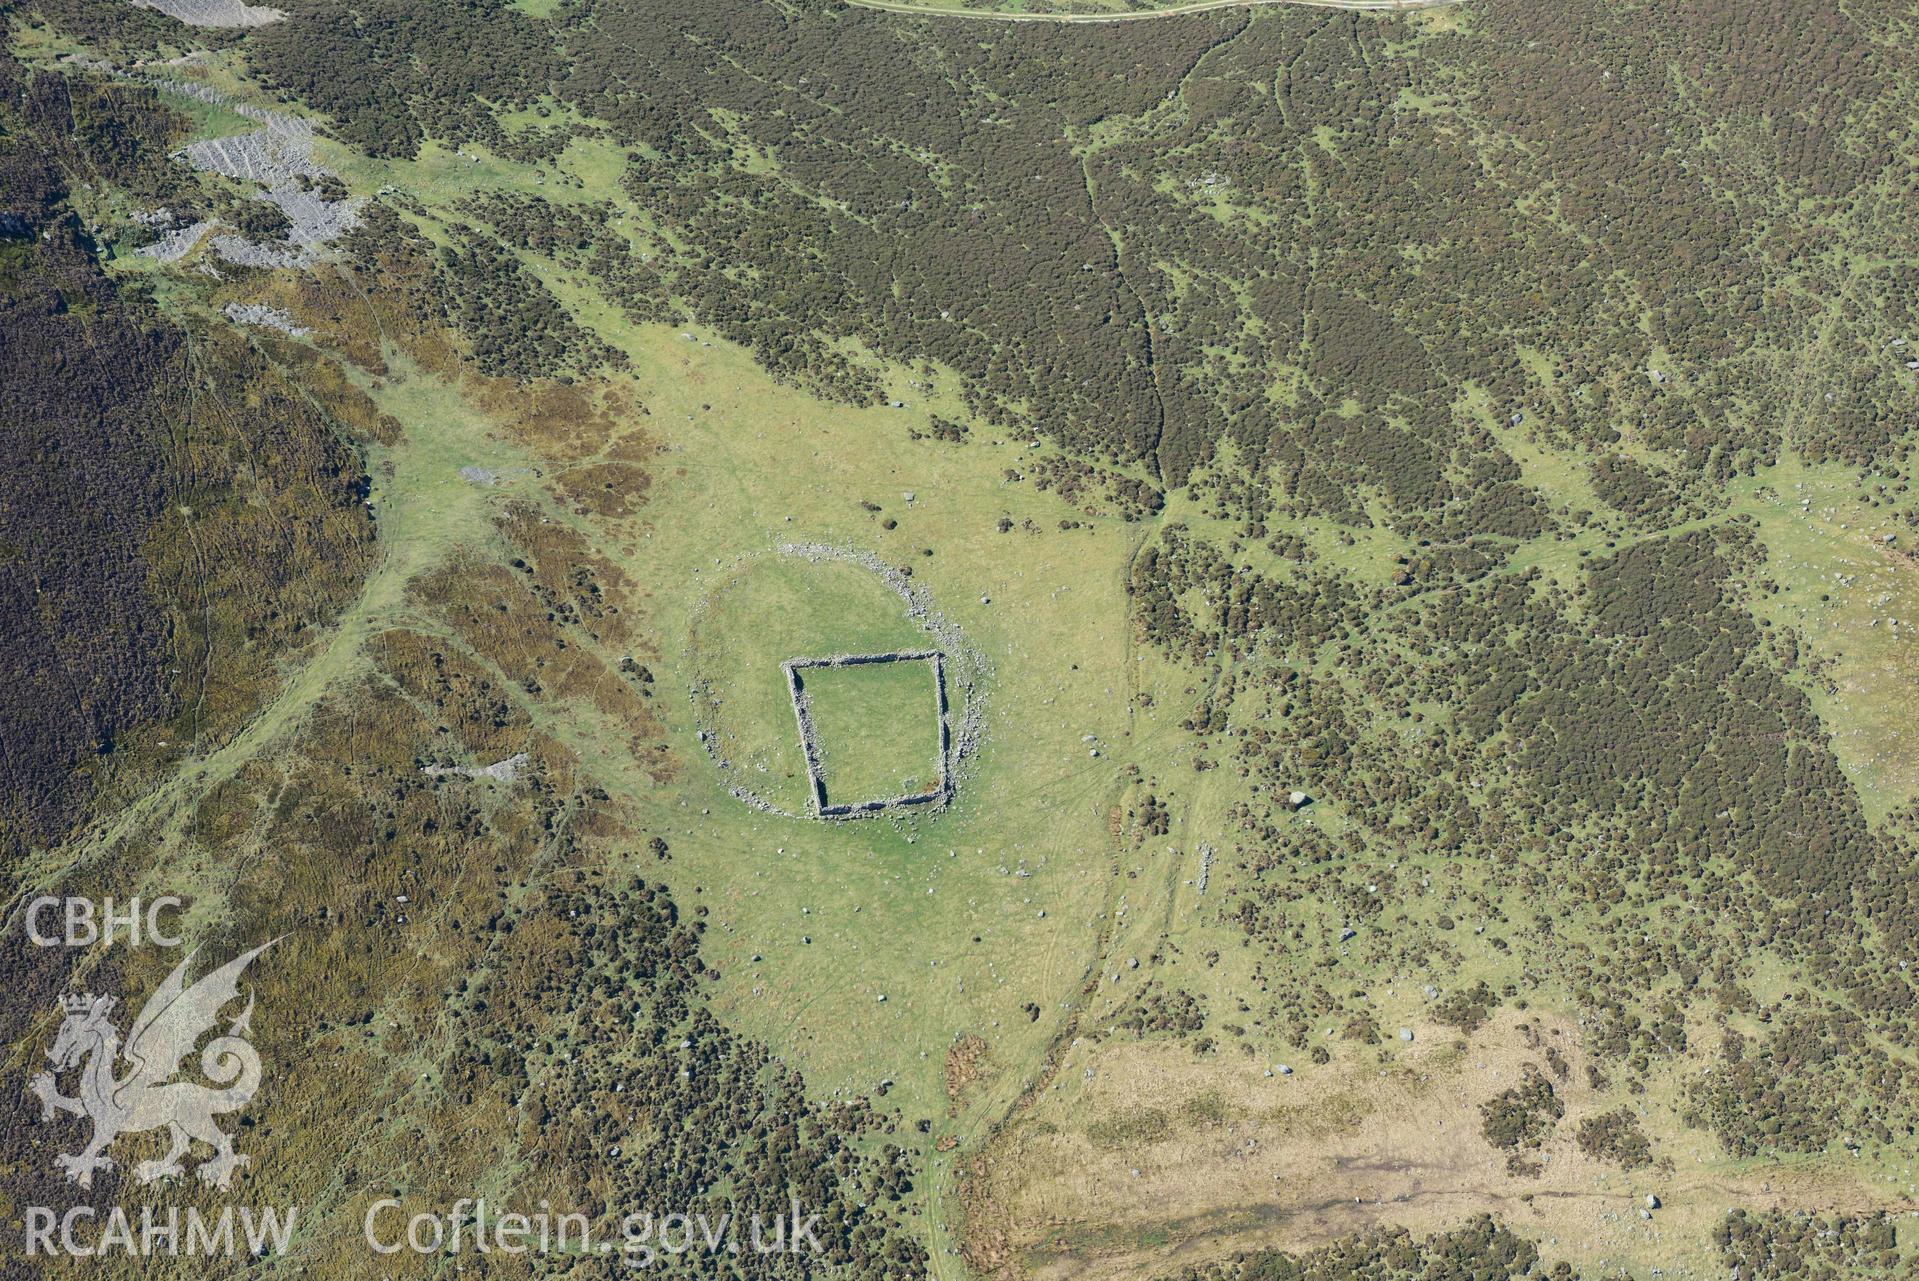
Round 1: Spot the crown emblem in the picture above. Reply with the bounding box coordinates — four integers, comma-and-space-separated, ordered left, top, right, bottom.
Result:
59, 994, 99, 1015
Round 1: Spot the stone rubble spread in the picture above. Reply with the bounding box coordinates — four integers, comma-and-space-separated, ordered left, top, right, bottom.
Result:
422, 753, 529, 783
222, 302, 309, 337
133, 0, 284, 27
122, 73, 361, 268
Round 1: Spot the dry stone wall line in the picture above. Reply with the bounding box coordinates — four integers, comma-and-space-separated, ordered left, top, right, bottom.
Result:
820, 791, 944, 817
684, 544, 989, 822
933, 652, 952, 768
783, 652, 953, 819
786, 650, 941, 667
783, 660, 831, 814
776, 542, 991, 782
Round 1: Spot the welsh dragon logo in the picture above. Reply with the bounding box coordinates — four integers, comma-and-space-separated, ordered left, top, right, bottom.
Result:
27, 940, 279, 1191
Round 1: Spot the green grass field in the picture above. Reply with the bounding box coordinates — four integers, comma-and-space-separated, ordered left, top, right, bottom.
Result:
56, 27, 1919, 1281
691, 554, 937, 816
801, 657, 946, 807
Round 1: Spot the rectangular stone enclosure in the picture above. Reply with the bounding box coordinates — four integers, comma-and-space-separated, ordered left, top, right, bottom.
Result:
782, 650, 951, 818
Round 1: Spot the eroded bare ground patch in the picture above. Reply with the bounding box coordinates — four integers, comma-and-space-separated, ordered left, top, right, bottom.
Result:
961, 1009, 1908, 1281
947, 1033, 993, 1112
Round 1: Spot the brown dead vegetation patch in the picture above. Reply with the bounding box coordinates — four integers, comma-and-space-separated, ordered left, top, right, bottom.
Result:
960, 1009, 1901, 1281
375, 627, 531, 765
410, 534, 672, 787
276, 267, 389, 373
947, 1034, 991, 1107
497, 501, 643, 647
474, 378, 645, 466
557, 460, 654, 519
